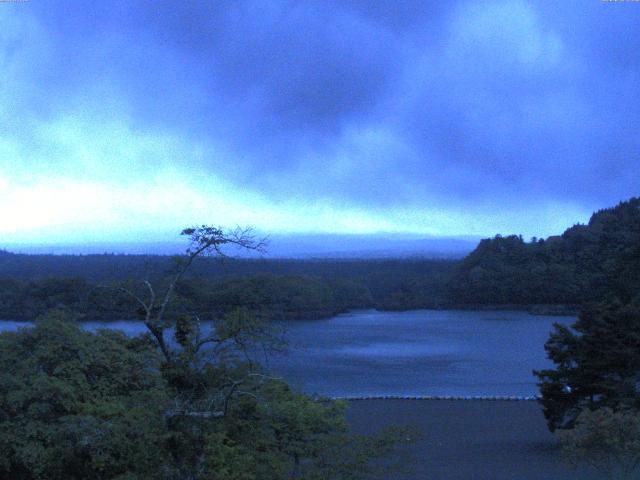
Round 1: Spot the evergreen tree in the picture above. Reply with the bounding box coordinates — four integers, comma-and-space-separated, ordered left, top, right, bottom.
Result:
535, 298, 640, 431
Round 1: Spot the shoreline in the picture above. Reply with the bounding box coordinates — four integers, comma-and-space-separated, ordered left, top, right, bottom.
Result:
336, 395, 541, 401
0, 304, 578, 323
381, 304, 579, 317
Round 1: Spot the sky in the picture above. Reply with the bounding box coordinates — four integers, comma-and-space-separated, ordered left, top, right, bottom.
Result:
1, 0, 639, 248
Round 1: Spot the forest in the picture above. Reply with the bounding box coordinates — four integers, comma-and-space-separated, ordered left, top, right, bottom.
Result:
447, 197, 640, 307
1, 197, 638, 321
2, 200, 640, 478
0, 256, 454, 321
3, 2, 638, 477
0, 228, 414, 479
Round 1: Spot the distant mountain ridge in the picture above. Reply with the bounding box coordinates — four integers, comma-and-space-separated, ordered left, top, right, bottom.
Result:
2, 234, 479, 259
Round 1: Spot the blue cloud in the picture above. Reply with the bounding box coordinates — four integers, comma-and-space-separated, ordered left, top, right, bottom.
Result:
1, 0, 639, 243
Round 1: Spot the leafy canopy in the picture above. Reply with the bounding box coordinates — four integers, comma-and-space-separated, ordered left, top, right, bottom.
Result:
0, 310, 168, 479
535, 298, 640, 432
0, 225, 416, 479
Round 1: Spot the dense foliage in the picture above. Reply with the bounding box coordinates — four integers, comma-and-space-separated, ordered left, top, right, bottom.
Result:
447, 198, 640, 307
0, 310, 169, 479
0, 275, 373, 322
558, 407, 640, 479
535, 298, 640, 431
181, 274, 373, 320
0, 310, 413, 479
532, 199, 640, 431
0, 226, 417, 479
0, 261, 453, 321
0, 252, 455, 286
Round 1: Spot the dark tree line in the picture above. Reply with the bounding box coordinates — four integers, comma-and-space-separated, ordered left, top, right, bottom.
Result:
0, 250, 455, 285
532, 199, 640, 433
2, 197, 639, 321
0, 275, 371, 322
447, 198, 640, 307
0, 258, 454, 321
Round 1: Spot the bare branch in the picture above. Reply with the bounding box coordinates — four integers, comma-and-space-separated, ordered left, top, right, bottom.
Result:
118, 286, 150, 319
247, 372, 283, 382
144, 320, 172, 363
143, 280, 156, 310
180, 225, 268, 259
194, 335, 223, 353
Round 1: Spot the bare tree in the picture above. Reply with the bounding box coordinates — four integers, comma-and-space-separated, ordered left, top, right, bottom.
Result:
118, 225, 276, 419
119, 225, 267, 363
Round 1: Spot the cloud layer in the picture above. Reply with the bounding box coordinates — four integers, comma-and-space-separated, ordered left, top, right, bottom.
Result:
1, 0, 639, 244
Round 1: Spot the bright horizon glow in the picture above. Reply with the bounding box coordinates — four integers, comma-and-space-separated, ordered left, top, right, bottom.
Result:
0, 111, 590, 246
0, 113, 591, 245
0, 170, 590, 246
2, 174, 431, 239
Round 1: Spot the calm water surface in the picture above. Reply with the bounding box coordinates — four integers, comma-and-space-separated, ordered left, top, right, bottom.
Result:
0, 310, 573, 398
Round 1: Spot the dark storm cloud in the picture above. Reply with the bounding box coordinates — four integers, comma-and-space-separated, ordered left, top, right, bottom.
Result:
17, 1, 408, 174
95, 2, 397, 127
3, 0, 640, 228
401, 0, 640, 208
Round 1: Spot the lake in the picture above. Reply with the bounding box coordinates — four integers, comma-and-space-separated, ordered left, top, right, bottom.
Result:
0, 309, 573, 398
